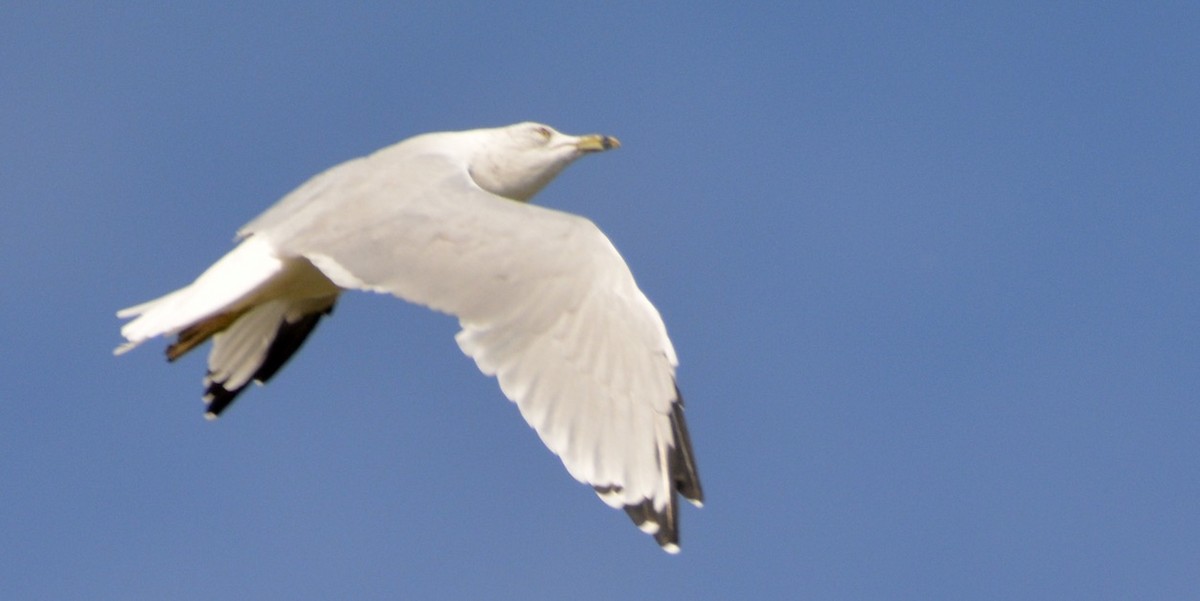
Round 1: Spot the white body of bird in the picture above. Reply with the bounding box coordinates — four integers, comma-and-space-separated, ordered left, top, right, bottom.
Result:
116, 122, 702, 552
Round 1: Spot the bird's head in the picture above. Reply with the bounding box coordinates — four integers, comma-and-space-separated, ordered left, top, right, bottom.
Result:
466, 122, 620, 202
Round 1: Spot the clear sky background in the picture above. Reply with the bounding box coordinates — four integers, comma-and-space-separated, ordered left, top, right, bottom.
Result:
3, 3, 1197, 599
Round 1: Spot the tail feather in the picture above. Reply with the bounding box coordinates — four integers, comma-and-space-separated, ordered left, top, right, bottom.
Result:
115, 237, 286, 354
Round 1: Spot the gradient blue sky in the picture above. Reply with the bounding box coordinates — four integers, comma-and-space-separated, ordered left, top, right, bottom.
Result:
3, 3, 1197, 599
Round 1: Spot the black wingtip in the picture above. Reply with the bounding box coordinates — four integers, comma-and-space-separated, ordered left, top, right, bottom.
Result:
669, 386, 704, 506
203, 383, 235, 418
202, 304, 334, 418
606, 384, 703, 553
622, 497, 682, 553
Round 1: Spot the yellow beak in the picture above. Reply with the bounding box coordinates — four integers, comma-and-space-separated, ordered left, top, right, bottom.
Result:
576, 134, 621, 152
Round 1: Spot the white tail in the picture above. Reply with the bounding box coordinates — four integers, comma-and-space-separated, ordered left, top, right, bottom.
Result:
115, 237, 288, 354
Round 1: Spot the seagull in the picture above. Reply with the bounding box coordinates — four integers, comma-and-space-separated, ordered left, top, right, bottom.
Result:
115, 122, 703, 552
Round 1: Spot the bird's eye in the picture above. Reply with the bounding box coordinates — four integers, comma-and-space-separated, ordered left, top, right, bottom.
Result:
534, 126, 552, 141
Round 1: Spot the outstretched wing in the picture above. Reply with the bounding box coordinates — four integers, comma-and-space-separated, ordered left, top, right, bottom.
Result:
242, 148, 703, 550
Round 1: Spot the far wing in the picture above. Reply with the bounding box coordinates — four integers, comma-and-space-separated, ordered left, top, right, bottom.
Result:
242, 150, 702, 549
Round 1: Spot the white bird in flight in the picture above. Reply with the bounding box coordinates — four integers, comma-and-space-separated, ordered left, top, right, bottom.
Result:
115, 122, 703, 552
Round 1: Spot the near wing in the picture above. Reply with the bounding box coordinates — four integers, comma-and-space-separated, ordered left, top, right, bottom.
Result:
240, 148, 703, 549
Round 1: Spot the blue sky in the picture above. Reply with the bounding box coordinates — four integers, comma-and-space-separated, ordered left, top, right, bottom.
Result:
3, 3, 1197, 599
